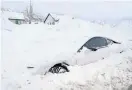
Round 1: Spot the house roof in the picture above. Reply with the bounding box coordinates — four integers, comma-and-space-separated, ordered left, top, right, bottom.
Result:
44, 13, 59, 23
8, 18, 25, 20
7, 11, 25, 20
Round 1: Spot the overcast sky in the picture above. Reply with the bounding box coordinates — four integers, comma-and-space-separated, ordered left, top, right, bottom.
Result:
2, 0, 132, 20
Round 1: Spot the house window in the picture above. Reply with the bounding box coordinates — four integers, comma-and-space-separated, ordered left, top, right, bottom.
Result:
52, 22, 55, 25
15, 20, 19, 24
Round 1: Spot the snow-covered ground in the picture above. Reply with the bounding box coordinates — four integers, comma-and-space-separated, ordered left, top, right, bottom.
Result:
1, 11, 132, 90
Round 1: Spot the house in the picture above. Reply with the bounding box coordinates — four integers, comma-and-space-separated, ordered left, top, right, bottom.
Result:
44, 13, 59, 25
8, 18, 26, 25
8, 12, 26, 25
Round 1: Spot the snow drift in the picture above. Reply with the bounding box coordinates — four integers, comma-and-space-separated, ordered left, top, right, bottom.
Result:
1, 11, 132, 90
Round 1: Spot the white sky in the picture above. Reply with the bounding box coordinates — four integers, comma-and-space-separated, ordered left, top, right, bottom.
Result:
1, 0, 132, 20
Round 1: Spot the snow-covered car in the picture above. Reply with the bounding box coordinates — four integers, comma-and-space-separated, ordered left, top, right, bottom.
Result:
36, 36, 121, 73
30, 36, 121, 75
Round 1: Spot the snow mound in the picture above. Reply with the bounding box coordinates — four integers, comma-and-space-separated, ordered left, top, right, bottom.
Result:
1, 11, 132, 90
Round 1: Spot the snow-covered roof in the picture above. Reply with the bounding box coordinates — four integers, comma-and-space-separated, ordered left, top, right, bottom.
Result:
6, 11, 25, 20
44, 13, 60, 20
50, 13, 60, 20
44, 13, 59, 23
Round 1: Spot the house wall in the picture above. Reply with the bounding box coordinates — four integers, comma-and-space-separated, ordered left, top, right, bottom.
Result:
9, 19, 26, 24
9, 19, 16, 24
44, 16, 55, 25
20, 20, 27, 24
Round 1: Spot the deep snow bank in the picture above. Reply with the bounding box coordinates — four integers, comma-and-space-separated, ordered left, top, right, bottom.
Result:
1, 11, 132, 90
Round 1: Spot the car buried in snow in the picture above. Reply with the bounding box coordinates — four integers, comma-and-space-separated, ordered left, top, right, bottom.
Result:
28, 36, 122, 75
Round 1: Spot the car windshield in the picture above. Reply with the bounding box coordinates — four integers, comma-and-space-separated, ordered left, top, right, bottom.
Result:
85, 37, 109, 49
